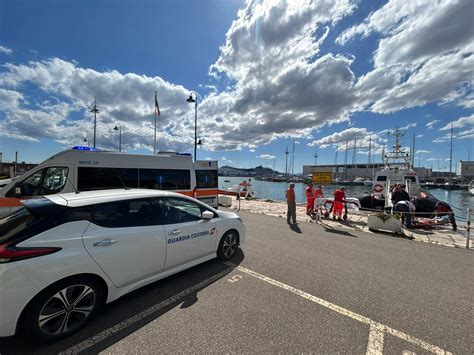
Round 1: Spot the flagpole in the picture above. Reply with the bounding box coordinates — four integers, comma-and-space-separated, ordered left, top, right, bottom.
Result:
154, 91, 157, 155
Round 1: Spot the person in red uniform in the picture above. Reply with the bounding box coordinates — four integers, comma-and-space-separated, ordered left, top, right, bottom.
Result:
333, 187, 346, 221
313, 185, 324, 213
305, 183, 314, 215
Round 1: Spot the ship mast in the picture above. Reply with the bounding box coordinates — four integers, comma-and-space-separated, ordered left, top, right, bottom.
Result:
383, 128, 411, 169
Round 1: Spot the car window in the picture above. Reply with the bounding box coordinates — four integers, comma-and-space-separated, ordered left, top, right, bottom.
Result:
41, 167, 69, 194
78, 167, 138, 191
91, 199, 162, 228
8, 166, 69, 197
158, 198, 212, 225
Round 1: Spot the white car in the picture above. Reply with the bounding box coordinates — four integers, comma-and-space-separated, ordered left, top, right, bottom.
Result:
0, 189, 244, 340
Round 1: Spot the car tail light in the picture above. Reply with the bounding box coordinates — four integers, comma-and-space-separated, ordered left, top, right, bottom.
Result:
0, 243, 61, 263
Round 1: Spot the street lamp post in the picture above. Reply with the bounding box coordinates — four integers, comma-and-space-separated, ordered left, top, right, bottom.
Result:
113, 125, 122, 152
90, 100, 100, 149
186, 92, 202, 161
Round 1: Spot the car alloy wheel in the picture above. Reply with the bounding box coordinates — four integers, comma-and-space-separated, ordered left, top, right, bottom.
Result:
222, 232, 237, 259
38, 284, 96, 335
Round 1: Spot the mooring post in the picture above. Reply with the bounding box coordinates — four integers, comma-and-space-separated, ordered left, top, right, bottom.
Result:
466, 208, 471, 249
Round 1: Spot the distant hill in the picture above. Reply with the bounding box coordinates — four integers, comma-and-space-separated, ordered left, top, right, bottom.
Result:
219, 165, 278, 177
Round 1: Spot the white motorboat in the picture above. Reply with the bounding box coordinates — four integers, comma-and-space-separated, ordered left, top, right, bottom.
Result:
469, 181, 474, 195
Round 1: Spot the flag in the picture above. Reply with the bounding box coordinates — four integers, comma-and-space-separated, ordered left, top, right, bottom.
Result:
155, 92, 160, 116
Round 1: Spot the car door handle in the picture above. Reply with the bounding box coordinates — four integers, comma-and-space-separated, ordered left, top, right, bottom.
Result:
168, 229, 181, 236
93, 238, 118, 247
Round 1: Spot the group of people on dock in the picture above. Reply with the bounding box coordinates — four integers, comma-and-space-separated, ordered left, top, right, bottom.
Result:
285, 183, 347, 225
285, 182, 457, 231
391, 184, 457, 231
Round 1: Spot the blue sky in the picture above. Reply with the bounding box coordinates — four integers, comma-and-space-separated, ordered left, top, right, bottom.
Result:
0, 0, 473, 173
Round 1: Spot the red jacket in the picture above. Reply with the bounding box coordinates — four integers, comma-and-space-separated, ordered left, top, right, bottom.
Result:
314, 188, 324, 199
305, 186, 314, 199
333, 189, 346, 203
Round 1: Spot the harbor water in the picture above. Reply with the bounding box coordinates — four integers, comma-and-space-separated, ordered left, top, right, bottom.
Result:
219, 177, 473, 222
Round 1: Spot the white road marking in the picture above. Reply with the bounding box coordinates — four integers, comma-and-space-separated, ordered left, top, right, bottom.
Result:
367, 324, 384, 355
59, 267, 233, 355
227, 263, 452, 355
227, 274, 243, 283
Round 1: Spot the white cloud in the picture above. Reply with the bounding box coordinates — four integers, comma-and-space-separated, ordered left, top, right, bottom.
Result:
426, 158, 438, 161
201, 0, 358, 150
416, 134, 423, 138
439, 114, 474, 131
0, 58, 195, 152
416, 150, 430, 154
346, 0, 474, 113
426, 120, 440, 129
259, 154, 275, 160
0, 45, 12, 55
308, 127, 382, 153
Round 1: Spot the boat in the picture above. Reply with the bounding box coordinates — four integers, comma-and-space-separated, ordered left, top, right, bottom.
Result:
363, 179, 372, 186
352, 177, 365, 185
441, 181, 461, 190
218, 180, 255, 198
356, 128, 440, 213
469, 181, 474, 195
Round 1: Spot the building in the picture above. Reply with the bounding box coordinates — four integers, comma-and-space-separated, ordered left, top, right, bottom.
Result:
459, 160, 474, 183
0, 162, 37, 178
303, 164, 433, 182
304, 163, 387, 181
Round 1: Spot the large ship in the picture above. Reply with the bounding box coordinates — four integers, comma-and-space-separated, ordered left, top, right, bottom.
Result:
357, 129, 439, 213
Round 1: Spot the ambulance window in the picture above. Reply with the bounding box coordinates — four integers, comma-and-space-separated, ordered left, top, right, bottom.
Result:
139, 169, 190, 190
7, 167, 69, 197
78, 167, 138, 191
195, 170, 218, 188
376, 176, 387, 181
404, 176, 416, 182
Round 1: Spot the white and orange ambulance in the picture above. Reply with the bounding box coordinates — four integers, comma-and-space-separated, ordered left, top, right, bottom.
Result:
0, 146, 219, 217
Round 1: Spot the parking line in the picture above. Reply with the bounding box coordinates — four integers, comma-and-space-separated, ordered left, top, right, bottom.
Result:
367, 324, 384, 355
227, 263, 452, 355
60, 267, 234, 355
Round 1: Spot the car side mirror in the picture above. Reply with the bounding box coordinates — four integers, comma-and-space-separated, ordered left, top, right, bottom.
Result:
201, 211, 214, 220
14, 185, 21, 197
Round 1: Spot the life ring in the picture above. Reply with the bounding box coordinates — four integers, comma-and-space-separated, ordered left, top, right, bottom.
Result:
373, 184, 384, 193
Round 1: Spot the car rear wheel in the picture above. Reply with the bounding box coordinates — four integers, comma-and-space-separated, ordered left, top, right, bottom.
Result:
22, 277, 104, 340
217, 230, 239, 260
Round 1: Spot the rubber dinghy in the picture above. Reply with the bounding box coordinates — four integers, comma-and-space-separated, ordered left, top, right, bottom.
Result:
356, 191, 441, 216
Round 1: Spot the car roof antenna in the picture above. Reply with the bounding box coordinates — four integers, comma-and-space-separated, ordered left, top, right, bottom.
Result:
114, 169, 130, 190
65, 175, 80, 194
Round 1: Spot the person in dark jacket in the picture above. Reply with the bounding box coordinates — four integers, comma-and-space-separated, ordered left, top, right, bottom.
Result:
399, 185, 410, 202
433, 201, 457, 231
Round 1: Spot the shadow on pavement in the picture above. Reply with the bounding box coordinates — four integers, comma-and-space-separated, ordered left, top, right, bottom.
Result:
290, 223, 302, 233
322, 225, 358, 238
0, 250, 244, 355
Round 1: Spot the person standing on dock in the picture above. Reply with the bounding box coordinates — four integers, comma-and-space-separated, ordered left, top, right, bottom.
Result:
333, 187, 346, 221
286, 183, 297, 225
305, 182, 314, 215
313, 185, 324, 213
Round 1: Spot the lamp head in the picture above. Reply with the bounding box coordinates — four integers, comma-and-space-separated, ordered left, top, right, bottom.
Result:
186, 94, 196, 103
114, 125, 120, 131
197, 139, 203, 146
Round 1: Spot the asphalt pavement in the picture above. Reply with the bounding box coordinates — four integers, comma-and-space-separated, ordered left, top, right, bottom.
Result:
1, 209, 473, 354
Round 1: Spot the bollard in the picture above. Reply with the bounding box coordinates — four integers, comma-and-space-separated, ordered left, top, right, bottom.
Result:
466, 208, 471, 249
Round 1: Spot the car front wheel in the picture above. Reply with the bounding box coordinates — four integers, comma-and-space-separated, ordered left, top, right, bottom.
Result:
217, 230, 239, 260
22, 277, 104, 340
